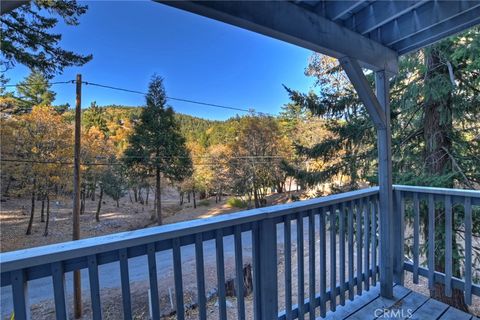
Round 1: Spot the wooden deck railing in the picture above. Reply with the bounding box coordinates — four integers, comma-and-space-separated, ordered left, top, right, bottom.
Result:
0, 185, 478, 319
393, 185, 480, 305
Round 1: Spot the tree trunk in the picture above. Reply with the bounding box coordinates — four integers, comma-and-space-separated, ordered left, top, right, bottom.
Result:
146, 185, 150, 206
193, 189, 197, 209
40, 196, 45, 222
80, 184, 86, 215
180, 192, 184, 206
96, 186, 103, 222
133, 187, 138, 202
423, 48, 467, 311
26, 178, 36, 235
43, 195, 50, 237
156, 166, 162, 225
116, 199, 119, 208
91, 179, 96, 201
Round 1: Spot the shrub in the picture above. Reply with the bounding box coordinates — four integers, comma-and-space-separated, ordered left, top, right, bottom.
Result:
227, 197, 247, 208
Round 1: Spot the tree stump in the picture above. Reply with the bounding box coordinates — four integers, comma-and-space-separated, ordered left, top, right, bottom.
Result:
225, 263, 253, 297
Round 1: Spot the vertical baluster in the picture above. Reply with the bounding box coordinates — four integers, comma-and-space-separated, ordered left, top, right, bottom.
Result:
363, 198, 370, 291
252, 222, 261, 320
285, 215, 293, 320
339, 202, 346, 306
348, 202, 354, 300
172, 238, 185, 320
371, 198, 378, 286
88, 254, 102, 320
147, 243, 160, 319
445, 195, 452, 297
259, 219, 278, 319
195, 233, 207, 320
216, 229, 227, 319
428, 194, 435, 291
11, 269, 30, 320
319, 208, 327, 317
51, 262, 67, 320
329, 205, 337, 311
393, 190, 405, 285
308, 210, 316, 319
119, 248, 132, 320
464, 197, 472, 305
356, 199, 363, 295
413, 193, 420, 284
297, 212, 305, 319
234, 225, 246, 320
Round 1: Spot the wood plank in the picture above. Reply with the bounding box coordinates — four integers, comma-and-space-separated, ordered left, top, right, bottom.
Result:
428, 194, 435, 291
320, 208, 327, 317
11, 269, 30, 320
172, 238, 185, 320
194, 233, 207, 320
445, 195, 453, 297
252, 222, 262, 319
356, 200, 363, 295
464, 197, 472, 305
438, 307, 472, 320
119, 248, 132, 320
410, 298, 449, 320
413, 193, 420, 284
234, 225, 246, 320
324, 284, 381, 320
309, 210, 316, 319
339, 202, 346, 306
147, 243, 160, 319
298, 213, 305, 319
87, 254, 102, 320
215, 229, 227, 319
50, 262, 67, 320
330, 205, 337, 312
285, 215, 293, 320
363, 198, 370, 291
372, 290, 428, 320
348, 202, 355, 301
371, 198, 378, 286
346, 285, 411, 320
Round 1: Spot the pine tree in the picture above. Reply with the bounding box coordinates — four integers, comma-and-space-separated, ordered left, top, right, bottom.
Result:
1, 1, 92, 76
16, 70, 56, 112
285, 28, 480, 310
123, 75, 192, 225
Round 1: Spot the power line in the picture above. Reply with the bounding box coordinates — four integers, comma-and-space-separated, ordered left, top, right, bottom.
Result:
2, 78, 276, 115
2, 80, 75, 88
82, 81, 254, 113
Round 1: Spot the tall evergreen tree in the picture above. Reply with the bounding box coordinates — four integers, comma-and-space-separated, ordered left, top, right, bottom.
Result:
1, 0, 92, 76
285, 28, 480, 310
123, 75, 192, 225
16, 70, 56, 112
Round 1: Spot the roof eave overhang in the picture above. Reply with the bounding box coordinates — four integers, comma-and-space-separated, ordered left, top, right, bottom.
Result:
160, 0, 399, 74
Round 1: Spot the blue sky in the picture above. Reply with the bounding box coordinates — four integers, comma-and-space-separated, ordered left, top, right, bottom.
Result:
5, 1, 315, 120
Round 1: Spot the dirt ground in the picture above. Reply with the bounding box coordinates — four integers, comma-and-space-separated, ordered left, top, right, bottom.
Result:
0, 187, 245, 253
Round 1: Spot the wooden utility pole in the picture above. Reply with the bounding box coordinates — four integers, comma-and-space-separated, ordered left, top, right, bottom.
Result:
73, 74, 82, 318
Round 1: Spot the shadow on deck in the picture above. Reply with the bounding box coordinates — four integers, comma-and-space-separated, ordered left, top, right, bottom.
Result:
324, 284, 477, 320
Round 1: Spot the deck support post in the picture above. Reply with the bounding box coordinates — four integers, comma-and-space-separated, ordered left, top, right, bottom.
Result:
255, 218, 278, 319
375, 71, 395, 298
340, 57, 395, 298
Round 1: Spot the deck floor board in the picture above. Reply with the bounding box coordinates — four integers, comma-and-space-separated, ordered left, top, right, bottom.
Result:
318, 285, 475, 320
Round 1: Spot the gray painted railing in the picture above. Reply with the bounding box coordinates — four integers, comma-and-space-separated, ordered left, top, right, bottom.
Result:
1, 185, 478, 319
393, 185, 480, 305
0, 187, 379, 320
